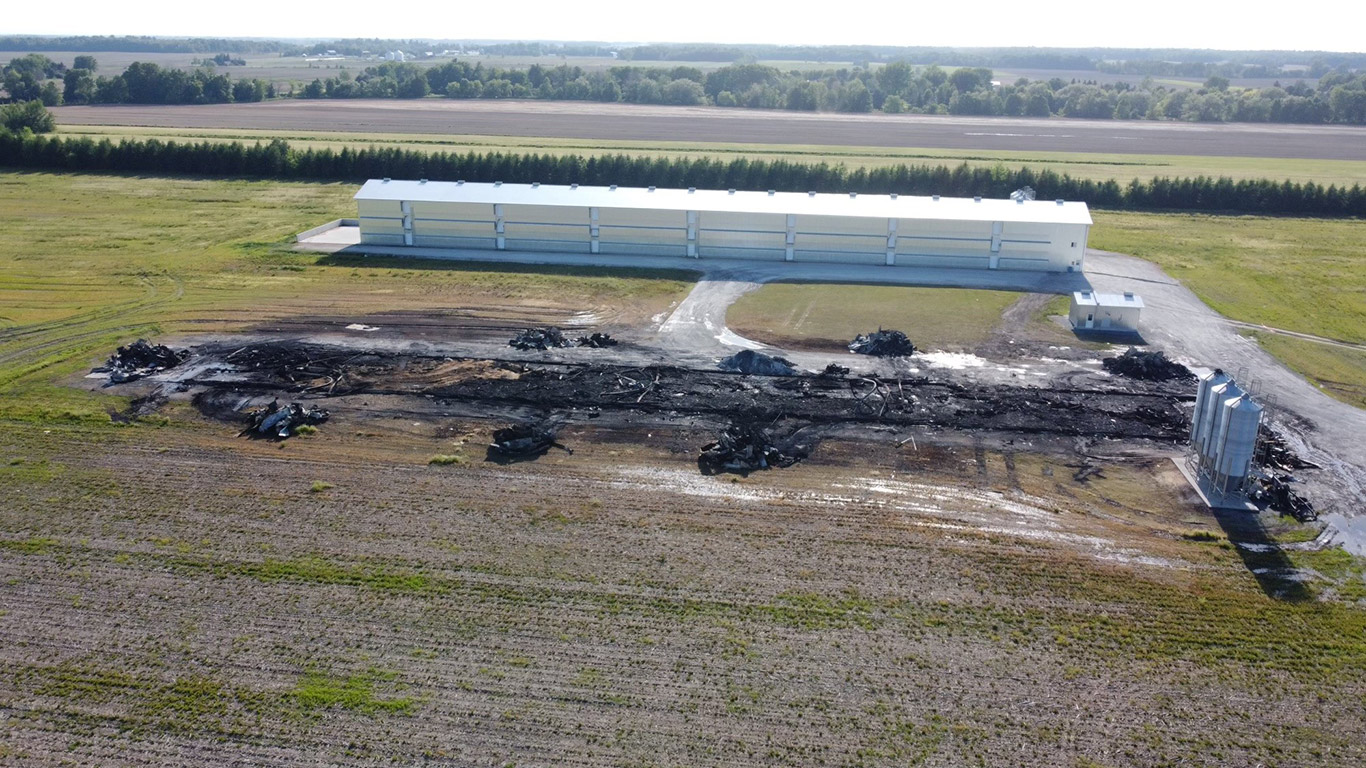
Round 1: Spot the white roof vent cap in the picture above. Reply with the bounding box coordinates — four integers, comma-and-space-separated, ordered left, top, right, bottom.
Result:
456, 179, 464, 185
610, 184, 617, 191
728, 188, 736, 195
531, 182, 539, 188
688, 187, 696, 193
1056, 199, 1065, 205
382, 177, 391, 183
890, 193, 897, 200
932, 194, 940, 201
974, 196, 982, 202
494, 180, 502, 187
808, 191, 816, 197
768, 189, 775, 196
648, 185, 655, 192
850, 192, 857, 198
570, 183, 578, 189
419, 178, 427, 184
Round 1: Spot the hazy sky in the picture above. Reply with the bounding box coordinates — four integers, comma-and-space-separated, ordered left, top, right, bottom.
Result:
6, 0, 1362, 53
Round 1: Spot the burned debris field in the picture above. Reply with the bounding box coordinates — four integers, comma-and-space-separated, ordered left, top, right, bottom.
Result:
181, 340, 1192, 448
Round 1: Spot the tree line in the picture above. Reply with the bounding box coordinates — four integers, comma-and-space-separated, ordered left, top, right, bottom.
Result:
7, 52, 1364, 124
1, 131, 1361, 218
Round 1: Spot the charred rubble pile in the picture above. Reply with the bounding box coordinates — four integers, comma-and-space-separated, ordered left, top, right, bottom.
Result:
1101, 347, 1194, 382
510, 327, 570, 350
1249, 474, 1316, 521
820, 363, 851, 377
239, 399, 330, 439
576, 332, 618, 348
1247, 426, 1318, 521
93, 339, 189, 383
487, 421, 571, 459
698, 421, 812, 474
849, 329, 916, 357
718, 349, 797, 376
509, 327, 619, 350
186, 342, 1191, 442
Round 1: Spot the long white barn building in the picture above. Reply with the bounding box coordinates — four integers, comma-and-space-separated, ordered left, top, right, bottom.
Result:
355, 180, 1092, 272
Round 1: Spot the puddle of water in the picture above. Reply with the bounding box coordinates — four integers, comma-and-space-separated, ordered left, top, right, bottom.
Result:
917, 352, 987, 369
1321, 512, 1366, 557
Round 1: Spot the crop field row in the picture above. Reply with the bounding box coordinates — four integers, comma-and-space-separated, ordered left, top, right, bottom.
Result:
1, 419, 1362, 766
52, 124, 1366, 186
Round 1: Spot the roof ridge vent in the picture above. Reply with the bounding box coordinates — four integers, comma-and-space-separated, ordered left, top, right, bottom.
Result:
850, 192, 857, 198
974, 195, 982, 202
531, 182, 540, 188
1056, 199, 1065, 205
648, 185, 656, 192
890, 193, 897, 200
570, 183, 578, 189
382, 177, 391, 183
610, 184, 617, 191
688, 187, 696, 193
808, 191, 816, 197
419, 178, 428, 184
456, 179, 465, 185
728, 189, 736, 195
932, 194, 940, 201
494, 180, 502, 187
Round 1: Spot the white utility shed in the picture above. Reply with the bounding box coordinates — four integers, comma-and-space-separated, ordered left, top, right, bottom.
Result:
355, 180, 1093, 272
1070, 290, 1143, 332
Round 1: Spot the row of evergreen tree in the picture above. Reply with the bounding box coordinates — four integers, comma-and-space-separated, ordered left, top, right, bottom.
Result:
1, 132, 1362, 217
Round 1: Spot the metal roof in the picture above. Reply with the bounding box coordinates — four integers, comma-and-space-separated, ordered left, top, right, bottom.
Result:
355, 180, 1093, 225
1074, 290, 1144, 309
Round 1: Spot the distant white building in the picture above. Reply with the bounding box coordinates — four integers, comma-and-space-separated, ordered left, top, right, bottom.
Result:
354, 180, 1093, 273
1070, 290, 1143, 332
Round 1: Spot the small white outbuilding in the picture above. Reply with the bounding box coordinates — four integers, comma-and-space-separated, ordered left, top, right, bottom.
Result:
1069, 290, 1143, 332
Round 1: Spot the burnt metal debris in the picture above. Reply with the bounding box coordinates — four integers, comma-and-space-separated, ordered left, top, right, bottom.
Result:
849, 329, 916, 357
1101, 347, 1195, 382
510, 328, 621, 350
575, 332, 619, 348
1256, 426, 1321, 472
510, 327, 570, 350
698, 421, 811, 475
820, 363, 851, 377
240, 399, 330, 439
718, 349, 797, 376
488, 422, 571, 459
1249, 474, 1317, 521
94, 339, 189, 383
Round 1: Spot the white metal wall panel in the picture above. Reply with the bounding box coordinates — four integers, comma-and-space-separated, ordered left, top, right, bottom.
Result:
360, 232, 406, 246
599, 242, 688, 257
700, 211, 786, 233
413, 219, 495, 238
999, 221, 1056, 240
502, 223, 589, 241
697, 245, 787, 260
359, 218, 405, 235
596, 207, 686, 227
501, 204, 590, 225
995, 256, 1054, 271
899, 219, 994, 239
413, 235, 498, 249
796, 214, 887, 236
797, 232, 886, 254
892, 253, 993, 269
794, 249, 886, 265
408, 201, 494, 221
358, 199, 403, 218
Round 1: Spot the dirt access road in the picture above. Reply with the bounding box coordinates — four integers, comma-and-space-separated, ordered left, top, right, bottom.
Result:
51, 99, 1366, 161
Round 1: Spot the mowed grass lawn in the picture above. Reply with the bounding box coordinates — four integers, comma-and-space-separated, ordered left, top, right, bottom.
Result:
0, 171, 695, 422
1090, 212, 1366, 408
728, 283, 1021, 352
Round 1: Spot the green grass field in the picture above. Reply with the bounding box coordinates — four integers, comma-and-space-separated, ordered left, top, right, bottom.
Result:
1251, 332, 1366, 409
0, 171, 695, 422
727, 284, 1022, 352
54, 124, 1366, 187
1089, 213, 1366, 345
